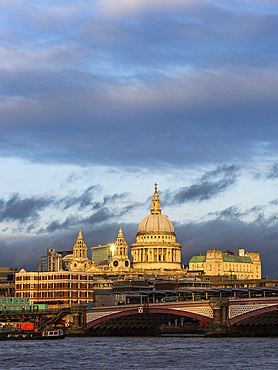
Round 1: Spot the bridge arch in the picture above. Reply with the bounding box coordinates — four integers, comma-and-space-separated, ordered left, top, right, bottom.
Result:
230, 305, 278, 326
87, 306, 213, 330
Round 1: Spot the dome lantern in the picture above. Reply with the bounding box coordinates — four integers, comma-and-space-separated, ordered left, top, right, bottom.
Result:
151, 183, 161, 214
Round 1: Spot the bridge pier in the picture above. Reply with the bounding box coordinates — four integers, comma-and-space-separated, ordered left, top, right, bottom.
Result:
69, 304, 87, 335
206, 297, 231, 336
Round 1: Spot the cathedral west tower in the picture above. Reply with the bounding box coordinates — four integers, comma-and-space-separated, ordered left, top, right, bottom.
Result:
110, 225, 130, 272
131, 184, 182, 271
69, 228, 90, 271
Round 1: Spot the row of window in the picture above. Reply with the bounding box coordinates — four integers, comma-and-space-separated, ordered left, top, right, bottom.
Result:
16, 274, 94, 281
16, 290, 92, 298
0, 298, 28, 304
16, 282, 93, 289
140, 235, 173, 240
16, 282, 112, 290
191, 263, 259, 273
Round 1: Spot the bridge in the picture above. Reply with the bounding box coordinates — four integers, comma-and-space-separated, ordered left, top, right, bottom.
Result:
86, 296, 278, 336
0, 307, 71, 330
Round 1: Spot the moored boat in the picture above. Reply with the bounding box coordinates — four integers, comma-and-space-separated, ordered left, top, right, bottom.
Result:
0, 329, 65, 340
40, 329, 66, 340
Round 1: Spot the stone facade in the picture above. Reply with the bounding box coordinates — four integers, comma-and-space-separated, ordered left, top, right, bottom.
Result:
189, 249, 261, 279
69, 228, 91, 271
131, 184, 182, 271
110, 225, 130, 272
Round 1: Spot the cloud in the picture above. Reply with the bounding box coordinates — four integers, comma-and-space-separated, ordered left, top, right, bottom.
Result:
44, 215, 80, 234
166, 165, 239, 204
175, 218, 278, 278
82, 208, 112, 225
209, 204, 268, 223
1, 217, 278, 278
0, 1, 278, 170
59, 186, 99, 210
266, 163, 278, 179
43, 194, 133, 234
98, 0, 195, 17
0, 186, 131, 235
1, 0, 278, 280
214, 206, 244, 222
92, 192, 129, 210
0, 194, 53, 223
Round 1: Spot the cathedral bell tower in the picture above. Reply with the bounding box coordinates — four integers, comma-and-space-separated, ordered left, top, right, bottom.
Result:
110, 225, 130, 272
70, 228, 90, 271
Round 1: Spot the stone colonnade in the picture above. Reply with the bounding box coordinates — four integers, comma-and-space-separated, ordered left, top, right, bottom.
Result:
132, 247, 181, 263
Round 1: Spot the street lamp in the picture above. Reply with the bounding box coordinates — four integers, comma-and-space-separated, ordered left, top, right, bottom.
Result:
230, 269, 234, 299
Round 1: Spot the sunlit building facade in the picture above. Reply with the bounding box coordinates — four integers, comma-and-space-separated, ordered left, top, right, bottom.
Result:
15, 269, 112, 305
131, 184, 182, 271
189, 249, 261, 279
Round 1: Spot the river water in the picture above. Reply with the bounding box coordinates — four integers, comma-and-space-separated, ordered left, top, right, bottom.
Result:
0, 336, 277, 369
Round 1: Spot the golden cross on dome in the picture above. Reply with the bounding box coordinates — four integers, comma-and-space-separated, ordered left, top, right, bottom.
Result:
151, 183, 161, 214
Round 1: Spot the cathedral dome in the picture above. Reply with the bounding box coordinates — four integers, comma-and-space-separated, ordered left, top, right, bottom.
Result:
136, 183, 175, 236
137, 213, 175, 235
131, 184, 181, 271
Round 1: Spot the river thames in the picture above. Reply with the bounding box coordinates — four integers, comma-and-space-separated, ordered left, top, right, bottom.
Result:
0, 336, 277, 369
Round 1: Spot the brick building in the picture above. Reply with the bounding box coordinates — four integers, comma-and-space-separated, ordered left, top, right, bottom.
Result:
15, 269, 96, 305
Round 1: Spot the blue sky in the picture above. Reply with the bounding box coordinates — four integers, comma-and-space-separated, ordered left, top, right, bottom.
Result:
1, 0, 278, 277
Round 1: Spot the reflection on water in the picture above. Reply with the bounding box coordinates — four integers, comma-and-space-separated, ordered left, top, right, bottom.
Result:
1, 336, 278, 369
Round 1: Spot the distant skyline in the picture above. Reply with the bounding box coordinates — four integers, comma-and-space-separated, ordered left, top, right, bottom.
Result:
1, 1, 278, 277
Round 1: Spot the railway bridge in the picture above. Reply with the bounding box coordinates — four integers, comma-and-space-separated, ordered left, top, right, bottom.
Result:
0, 307, 71, 330
86, 296, 278, 336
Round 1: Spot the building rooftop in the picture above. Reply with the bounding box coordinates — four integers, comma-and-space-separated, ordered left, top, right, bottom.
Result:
189, 256, 206, 263
222, 255, 252, 263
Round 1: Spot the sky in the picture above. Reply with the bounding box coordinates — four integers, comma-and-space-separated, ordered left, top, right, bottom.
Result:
1, 0, 278, 277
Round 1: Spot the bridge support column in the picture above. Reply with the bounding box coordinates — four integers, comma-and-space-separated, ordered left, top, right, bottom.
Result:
206, 297, 230, 336
69, 304, 88, 334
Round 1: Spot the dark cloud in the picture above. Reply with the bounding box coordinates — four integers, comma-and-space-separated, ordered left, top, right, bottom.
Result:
165, 165, 239, 204
0, 194, 53, 223
118, 203, 140, 217
175, 219, 278, 278
40, 195, 134, 235
1, 1, 278, 279
0, 188, 131, 235
0, 3, 278, 168
209, 204, 267, 223
1, 218, 278, 278
92, 192, 129, 210
59, 186, 99, 210
0, 219, 138, 271
214, 206, 244, 222
44, 215, 79, 234
82, 208, 111, 225
266, 163, 278, 179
